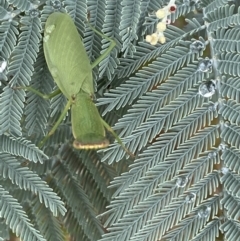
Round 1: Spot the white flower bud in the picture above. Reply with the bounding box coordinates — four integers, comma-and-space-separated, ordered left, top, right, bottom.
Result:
158, 36, 166, 44
157, 22, 167, 31
150, 33, 158, 45
156, 9, 167, 19
145, 35, 152, 43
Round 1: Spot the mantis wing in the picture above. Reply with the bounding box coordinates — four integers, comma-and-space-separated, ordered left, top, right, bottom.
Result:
43, 12, 94, 99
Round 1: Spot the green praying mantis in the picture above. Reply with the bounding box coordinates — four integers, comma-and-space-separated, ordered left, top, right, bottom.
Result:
18, 12, 133, 157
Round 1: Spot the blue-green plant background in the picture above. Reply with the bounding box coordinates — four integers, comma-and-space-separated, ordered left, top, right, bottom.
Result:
0, 0, 240, 240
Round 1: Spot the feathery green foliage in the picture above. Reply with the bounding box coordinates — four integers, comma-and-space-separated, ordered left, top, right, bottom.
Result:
0, 0, 240, 240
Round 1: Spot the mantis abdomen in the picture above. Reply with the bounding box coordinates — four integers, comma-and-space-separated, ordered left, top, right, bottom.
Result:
71, 93, 109, 149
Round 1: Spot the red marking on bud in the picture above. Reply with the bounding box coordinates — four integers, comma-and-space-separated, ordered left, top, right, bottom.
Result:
169, 5, 176, 12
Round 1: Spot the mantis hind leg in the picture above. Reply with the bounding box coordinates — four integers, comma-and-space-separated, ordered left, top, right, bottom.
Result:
86, 23, 116, 69
38, 99, 72, 148
14, 85, 68, 148
100, 118, 135, 158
